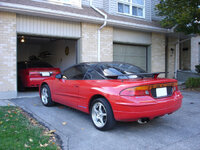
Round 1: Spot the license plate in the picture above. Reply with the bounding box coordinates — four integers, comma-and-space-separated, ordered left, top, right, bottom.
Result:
41, 72, 50, 76
156, 87, 167, 97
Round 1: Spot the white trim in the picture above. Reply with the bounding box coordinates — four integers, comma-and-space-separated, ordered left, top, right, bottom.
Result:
117, 12, 144, 19
0, 2, 170, 33
0, 2, 104, 22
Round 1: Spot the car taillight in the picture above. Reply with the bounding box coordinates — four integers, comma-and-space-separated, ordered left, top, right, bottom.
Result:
120, 82, 178, 96
120, 85, 150, 96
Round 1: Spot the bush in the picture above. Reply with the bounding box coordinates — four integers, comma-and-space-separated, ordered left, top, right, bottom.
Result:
195, 64, 200, 73
185, 77, 200, 88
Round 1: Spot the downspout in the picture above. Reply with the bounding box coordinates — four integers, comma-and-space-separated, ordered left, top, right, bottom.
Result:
90, 0, 107, 62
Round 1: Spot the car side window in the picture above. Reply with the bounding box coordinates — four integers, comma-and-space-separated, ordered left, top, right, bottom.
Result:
63, 65, 88, 80
84, 69, 104, 80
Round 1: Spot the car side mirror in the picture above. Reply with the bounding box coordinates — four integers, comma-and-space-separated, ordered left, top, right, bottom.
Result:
55, 74, 62, 79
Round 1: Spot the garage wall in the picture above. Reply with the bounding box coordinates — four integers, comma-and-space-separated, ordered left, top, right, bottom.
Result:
17, 44, 41, 62
42, 40, 77, 71
0, 12, 17, 98
17, 15, 81, 38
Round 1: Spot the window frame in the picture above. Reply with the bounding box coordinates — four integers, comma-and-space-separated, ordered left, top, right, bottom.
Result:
117, 0, 145, 18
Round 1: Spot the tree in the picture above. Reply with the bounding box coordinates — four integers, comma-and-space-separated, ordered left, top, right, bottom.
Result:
156, 0, 200, 34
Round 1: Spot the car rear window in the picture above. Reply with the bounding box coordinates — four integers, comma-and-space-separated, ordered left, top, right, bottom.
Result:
94, 62, 146, 79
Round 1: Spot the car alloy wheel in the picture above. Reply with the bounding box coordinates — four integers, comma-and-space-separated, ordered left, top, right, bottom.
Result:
91, 98, 116, 131
41, 87, 48, 105
40, 84, 54, 106
92, 102, 107, 128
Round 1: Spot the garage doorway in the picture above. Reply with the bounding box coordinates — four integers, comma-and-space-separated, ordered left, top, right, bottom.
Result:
17, 35, 78, 92
113, 44, 148, 71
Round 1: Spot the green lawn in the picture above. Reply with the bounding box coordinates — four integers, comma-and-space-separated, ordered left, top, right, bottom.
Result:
0, 106, 60, 150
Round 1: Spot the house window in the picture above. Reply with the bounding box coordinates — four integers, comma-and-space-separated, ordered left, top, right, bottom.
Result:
118, 0, 145, 18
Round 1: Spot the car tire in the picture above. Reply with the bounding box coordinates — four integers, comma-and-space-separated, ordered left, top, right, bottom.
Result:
90, 98, 116, 131
40, 84, 54, 106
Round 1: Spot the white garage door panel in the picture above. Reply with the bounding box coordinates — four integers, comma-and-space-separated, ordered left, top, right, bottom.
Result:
17, 15, 81, 38
114, 44, 147, 70
113, 28, 151, 45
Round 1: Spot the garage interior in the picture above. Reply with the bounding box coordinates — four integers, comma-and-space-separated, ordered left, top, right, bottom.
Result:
17, 35, 77, 93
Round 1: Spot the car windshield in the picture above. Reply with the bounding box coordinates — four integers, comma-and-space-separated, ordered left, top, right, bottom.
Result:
27, 61, 53, 68
94, 62, 146, 79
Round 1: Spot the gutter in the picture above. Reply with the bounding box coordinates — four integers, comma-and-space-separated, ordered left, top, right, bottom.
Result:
0, 2, 170, 33
89, 0, 107, 62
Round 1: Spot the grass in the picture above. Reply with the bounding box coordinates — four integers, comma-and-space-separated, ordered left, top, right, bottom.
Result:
0, 106, 60, 150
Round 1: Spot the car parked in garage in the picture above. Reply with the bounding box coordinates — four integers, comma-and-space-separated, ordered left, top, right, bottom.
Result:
39, 62, 183, 130
18, 61, 60, 90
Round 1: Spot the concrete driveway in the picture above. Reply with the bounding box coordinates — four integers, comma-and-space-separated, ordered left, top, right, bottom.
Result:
11, 91, 200, 150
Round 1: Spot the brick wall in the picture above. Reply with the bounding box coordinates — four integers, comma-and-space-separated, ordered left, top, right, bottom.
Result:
0, 12, 17, 97
100, 26, 113, 61
151, 33, 165, 77
81, 23, 113, 62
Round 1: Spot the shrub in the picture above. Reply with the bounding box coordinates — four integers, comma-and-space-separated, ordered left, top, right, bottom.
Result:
195, 64, 200, 73
185, 77, 200, 88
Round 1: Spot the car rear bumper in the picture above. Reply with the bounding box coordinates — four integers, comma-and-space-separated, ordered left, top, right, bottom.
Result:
113, 91, 183, 121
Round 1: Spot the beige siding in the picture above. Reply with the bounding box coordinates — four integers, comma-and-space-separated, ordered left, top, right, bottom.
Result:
17, 15, 81, 38
0, 12, 17, 97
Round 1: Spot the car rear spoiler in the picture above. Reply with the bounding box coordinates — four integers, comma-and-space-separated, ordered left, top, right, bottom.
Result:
105, 72, 167, 79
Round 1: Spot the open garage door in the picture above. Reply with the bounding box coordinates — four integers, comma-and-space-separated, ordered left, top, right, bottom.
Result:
17, 35, 77, 71
113, 44, 147, 71
17, 35, 78, 92
16, 14, 81, 93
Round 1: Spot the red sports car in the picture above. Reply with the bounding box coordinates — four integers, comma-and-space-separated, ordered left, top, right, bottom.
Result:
39, 62, 182, 130
18, 61, 60, 90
